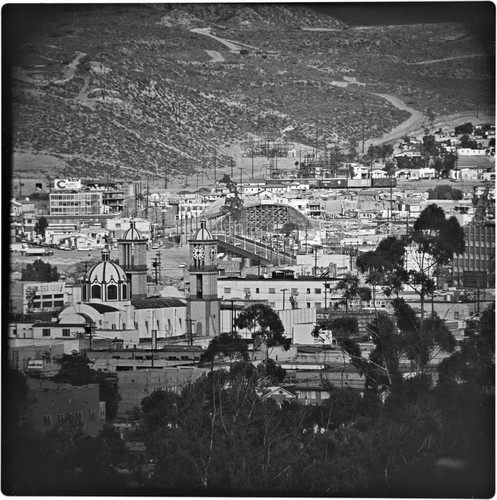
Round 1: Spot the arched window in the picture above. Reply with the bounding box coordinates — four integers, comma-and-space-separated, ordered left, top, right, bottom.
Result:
82, 286, 87, 301
122, 284, 128, 300
91, 285, 101, 299
196, 322, 203, 336
107, 284, 118, 300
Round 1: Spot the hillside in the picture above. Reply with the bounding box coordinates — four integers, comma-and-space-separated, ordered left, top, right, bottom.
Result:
6, 4, 495, 183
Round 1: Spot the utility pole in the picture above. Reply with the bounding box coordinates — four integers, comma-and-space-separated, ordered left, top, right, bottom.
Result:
251, 147, 254, 179
280, 288, 288, 310
145, 177, 149, 219
230, 157, 234, 178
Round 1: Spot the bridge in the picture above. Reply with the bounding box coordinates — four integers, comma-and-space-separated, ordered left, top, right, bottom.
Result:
214, 233, 296, 266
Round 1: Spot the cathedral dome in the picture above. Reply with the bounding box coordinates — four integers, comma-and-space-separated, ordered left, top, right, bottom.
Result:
82, 246, 130, 302
192, 220, 213, 241
121, 220, 146, 241
85, 260, 128, 285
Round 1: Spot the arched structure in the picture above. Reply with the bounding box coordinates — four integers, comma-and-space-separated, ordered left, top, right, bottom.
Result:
202, 196, 312, 234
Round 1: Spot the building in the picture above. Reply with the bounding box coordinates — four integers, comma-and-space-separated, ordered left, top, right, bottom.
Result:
115, 368, 206, 417
21, 378, 106, 436
52, 244, 187, 347
187, 221, 221, 338
50, 191, 103, 216
452, 222, 495, 288
218, 273, 341, 311
117, 220, 148, 299
9, 280, 72, 315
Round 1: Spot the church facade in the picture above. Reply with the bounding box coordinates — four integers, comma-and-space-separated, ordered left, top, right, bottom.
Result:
52, 219, 221, 348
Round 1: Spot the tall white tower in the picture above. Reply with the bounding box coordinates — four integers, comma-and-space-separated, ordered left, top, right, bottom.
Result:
187, 221, 220, 338
118, 220, 148, 298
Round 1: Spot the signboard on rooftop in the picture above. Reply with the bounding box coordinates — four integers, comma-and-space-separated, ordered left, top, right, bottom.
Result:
54, 179, 82, 190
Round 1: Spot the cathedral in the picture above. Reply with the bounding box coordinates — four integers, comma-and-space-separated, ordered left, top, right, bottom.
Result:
56, 220, 220, 347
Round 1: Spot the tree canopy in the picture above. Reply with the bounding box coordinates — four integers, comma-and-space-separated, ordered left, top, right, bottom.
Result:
21, 260, 60, 282
234, 303, 290, 354
427, 184, 463, 200
34, 216, 49, 238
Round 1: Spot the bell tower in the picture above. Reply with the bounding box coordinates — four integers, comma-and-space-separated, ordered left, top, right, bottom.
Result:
117, 220, 148, 298
187, 220, 220, 339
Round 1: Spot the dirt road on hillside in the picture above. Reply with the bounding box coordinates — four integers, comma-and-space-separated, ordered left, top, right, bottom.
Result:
365, 94, 493, 150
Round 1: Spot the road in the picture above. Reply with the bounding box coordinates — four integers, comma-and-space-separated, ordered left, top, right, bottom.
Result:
365, 102, 494, 150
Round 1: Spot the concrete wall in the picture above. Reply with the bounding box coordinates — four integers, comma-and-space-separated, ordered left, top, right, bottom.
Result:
24, 379, 105, 436
116, 367, 207, 416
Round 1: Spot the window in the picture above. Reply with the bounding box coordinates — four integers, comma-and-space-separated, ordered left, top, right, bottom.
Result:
454, 311, 460, 320
62, 329, 70, 337
107, 284, 117, 300
269, 288, 276, 294
255, 288, 260, 294
43, 415, 51, 427
307, 302, 311, 308
269, 302, 276, 308
57, 414, 63, 424
314, 288, 321, 294
291, 288, 298, 294
224, 287, 231, 294
91, 285, 101, 299
42, 328, 50, 337
122, 284, 127, 300
75, 411, 82, 422
89, 410, 95, 421
315, 302, 322, 309
306, 288, 311, 294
